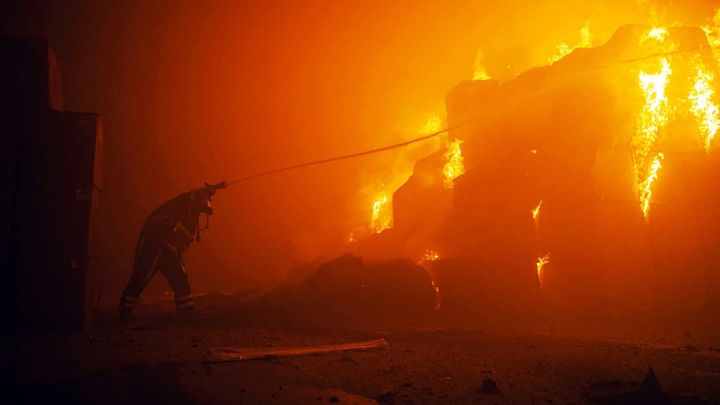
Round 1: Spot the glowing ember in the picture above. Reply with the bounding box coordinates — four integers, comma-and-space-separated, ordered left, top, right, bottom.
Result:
531, 200, 543, 220
442, 139, 465, 189
639, 152, 664, 219
420, 249, 440, 264
688, 64, 720, 151
472, 50, 491, 81
370, 194, 392, 233
536, 253, 550, 288
548, 22, 594, 64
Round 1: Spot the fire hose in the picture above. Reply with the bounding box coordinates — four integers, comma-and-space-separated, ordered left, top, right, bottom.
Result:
223, 124, 459, 187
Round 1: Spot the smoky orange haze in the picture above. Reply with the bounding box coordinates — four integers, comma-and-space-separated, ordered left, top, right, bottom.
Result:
7, 0, 716, 295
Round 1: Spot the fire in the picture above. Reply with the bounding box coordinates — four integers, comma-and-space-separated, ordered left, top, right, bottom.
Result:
548, 43, 572, 65
633, 44, 672, 219
639, 153, 664, 219
442, 138, 465, 189
688, 64, 720, 151
430, 280, 441, 311
370, 194, 392, 233
702, 9, 720, 66
472, 50, 491, 81
548, 22, 594, 64
536, 253, 550, 288
417, 249, 441, 311
421, 114, 444, 135
420, 249, 440, 264
644, 27, 668, 42
633, 57, 671, 176
531, 199, 543, 220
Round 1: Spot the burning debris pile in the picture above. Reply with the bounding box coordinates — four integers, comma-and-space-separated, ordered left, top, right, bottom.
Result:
329, 23, 720, 320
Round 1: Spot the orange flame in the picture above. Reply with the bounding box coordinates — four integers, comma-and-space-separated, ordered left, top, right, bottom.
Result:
633, 30, 672, 220
531, 200, 543, 220
688, 64, 720, 151
421, 114, 444, 135
370, 194, 392, 233
536, 253, 550, 288
639, 153, 664, 219
442, 139, 465, 189
417, 249, 441, 311
548, 22, 594, 64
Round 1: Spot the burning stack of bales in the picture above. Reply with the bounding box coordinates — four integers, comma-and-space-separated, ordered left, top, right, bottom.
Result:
280, 23, 720, 325
394, 24, 720, 318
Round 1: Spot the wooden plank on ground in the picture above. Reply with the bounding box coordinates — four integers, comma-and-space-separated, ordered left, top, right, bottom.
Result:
205, 338, 389, 363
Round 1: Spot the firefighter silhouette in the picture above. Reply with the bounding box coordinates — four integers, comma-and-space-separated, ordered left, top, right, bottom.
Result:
119, 183, 225, 320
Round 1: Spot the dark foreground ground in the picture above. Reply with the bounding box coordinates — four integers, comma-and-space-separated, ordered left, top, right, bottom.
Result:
3, 296, 720, 404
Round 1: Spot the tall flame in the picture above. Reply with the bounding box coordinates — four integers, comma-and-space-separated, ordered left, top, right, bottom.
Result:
689, 64, 720, 151
639, 153, 664, 219
633, 42, 672, 219
531, 199, 543, 220
634, 57, 672, 174
442, 139, 465, 189
536, 253, 550, 288
370, 194, 392, 233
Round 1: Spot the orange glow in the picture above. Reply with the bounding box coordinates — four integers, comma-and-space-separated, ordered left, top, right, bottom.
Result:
688, 64, 720, 151
442, 139, 465, 189
472, 50, 492, 81
536, 253, 550, 288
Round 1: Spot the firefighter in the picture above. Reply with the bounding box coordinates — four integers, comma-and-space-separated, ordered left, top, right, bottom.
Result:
119, 182, 225, 321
